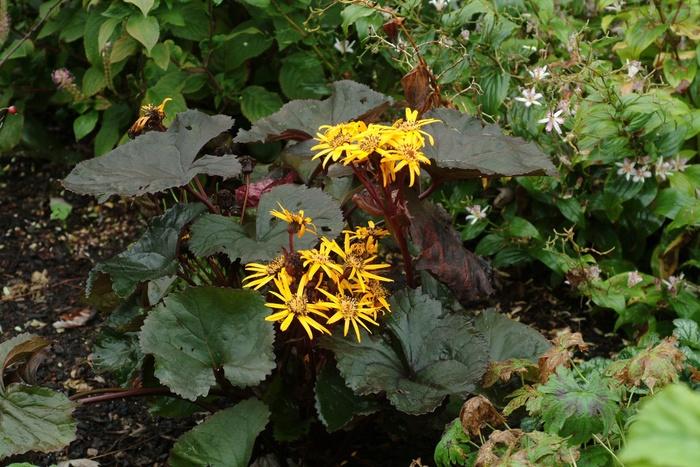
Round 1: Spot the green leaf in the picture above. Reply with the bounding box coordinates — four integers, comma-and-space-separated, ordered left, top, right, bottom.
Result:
92, 329, 143, 385
340, 5, 375, 35
322, 288, 488, 415
139, 287, 275, 400
240, 86, 283, 122
538, 369, 619, 444
423, 108, 556, 180
473, 309, 550, 362
126, 14, 159, 53
0, 334, 76, 458
507, 217, 541, 239
64, 110, 239, 198
124, 0, 155, 16
279, 53, 328, 100
620, 384, 700, 467
189, 184, 344, 263
314, 362, 380, 432
208, 26, 273, 72
94, 102, 131, 156
478, 67, 510, 115
0, 385, 77, 458
236, 80, 391, 144
98, 17, 121, 53
149, 42, 170, 70
434, 419, 473, 467
0, 39, 34, 61
169, 398, 270, 467
89, 203, 205, 297
49, 197, 72, 221
82, 66, 106, 97
73, 110, 99, 141
0, 110, 23, 152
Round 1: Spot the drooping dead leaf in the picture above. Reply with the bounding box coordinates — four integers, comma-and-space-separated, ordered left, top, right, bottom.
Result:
1, 333, 50, 391
538, 330, 588, 383
608, 337, 685, 390
459, 395, 506, 436
401, 63, 441, 114
382, 17, 403, 42
475, 429, 523, 467
482, 358, 540, 388
407, 192, 494, 302
53, 308, 96, 330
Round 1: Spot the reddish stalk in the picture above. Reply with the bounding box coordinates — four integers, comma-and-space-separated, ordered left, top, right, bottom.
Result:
75, 387, 172, 405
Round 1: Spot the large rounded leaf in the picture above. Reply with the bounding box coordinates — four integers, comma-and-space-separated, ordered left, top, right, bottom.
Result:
64, 110, 240, 199
169, 398, 270, 467
423, 108, 556, 180
88, 203, 206, 297
234, 80, 392, 144
620, 383, 700, 467
0, 385, 77, 459
322, 288, 488, 415
0, 334, 76, 458
473, 309, 550, 362
139, 287, 275, 401
189, 184, 344, 263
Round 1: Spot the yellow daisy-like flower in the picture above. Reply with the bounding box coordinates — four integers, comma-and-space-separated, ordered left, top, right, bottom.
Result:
323, 235, 392, 291
342, 124, 393, 165
318, 287, 379, 342
299, 242, 344, 281
242, 255, 286, 290
381, 133, 432, 187
311, 121, 366, 168
392, 107, 440, 145
270, 203, 315, 238
265, 272, 330, 339
361, 280, 391, 315
344, 220, 390, 241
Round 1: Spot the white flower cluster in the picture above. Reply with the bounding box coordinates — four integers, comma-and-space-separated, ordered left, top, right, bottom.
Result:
615, 156, 689, 183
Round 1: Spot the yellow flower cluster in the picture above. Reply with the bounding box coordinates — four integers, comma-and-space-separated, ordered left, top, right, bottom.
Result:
311, 108, 439, 187
243, 211, 393, 342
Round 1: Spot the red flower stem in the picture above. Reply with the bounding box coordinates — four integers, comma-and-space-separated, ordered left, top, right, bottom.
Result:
352, 165, 416, 288
185, 184, 217, 213
75, 387, 172, 405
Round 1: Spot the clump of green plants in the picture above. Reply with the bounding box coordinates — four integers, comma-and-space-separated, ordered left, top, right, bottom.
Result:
339, 0, 700, 334
0, 0, 396, 158
0, 79, 557, 463
434, 318, 700, 466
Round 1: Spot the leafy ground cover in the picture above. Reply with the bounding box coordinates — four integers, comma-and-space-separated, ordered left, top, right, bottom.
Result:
2, 0, 700, 466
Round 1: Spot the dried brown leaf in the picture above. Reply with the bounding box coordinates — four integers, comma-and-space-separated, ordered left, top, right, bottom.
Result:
538, 330, 588, 383
53, 308, 96, 330
475, 429, 523, 467
401, 63, 441, 114
609, 337, 685, 390
460, 395, 506, 436
482, 358, 539, 388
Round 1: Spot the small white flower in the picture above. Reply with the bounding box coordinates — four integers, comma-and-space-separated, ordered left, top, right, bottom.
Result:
460, 29, 470, 41
672, 156, 690, 173
632, 165, 652, 183
627, 271, 643, 287
440, 35, 455, 47
429, 0, 449, 11
528, 65, 550, 81
538, 109, 565, 134
626, 59, 642, 78
615, 158, 636, 181
465, 205, 489, 225
655, 159, 673, 181
662, 273, 685, 295
522, 44, 538, 53
333, 38, 356, 55
605, 0, 625, 13
514, 87, 543, 107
